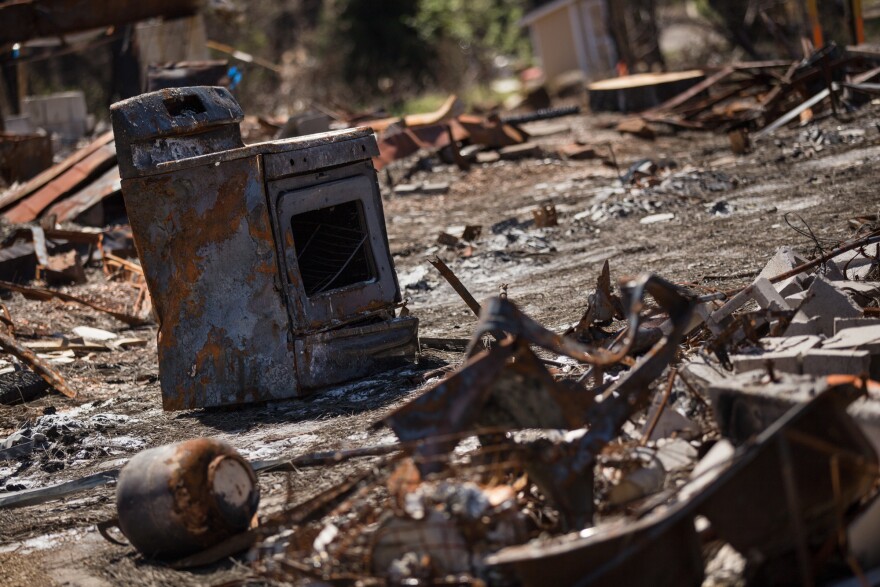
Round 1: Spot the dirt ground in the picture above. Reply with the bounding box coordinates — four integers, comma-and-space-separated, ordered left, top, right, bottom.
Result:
0, 102, 878, 586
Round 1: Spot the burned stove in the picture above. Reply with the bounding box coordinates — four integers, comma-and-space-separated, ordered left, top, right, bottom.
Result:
111, 86, 417, 410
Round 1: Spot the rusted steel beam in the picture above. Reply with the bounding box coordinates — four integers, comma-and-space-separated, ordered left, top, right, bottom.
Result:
429, 256, 482, 317
0, 0, 204, 45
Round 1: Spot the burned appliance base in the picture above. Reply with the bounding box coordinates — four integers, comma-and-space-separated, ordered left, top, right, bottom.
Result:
111, 86, 417, 409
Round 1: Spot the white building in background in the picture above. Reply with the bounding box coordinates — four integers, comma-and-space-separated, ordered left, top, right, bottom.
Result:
520, 0, 618, 82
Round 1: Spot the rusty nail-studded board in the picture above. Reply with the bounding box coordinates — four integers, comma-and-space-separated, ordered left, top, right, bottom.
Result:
111, 86, 418, 409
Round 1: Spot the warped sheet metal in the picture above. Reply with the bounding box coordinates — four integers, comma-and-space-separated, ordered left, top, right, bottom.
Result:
0, 131, 113, 211
489, 378, 878, 586
2, 142, 116, 223
45, 165, 121, 223
383, 274, 695, 490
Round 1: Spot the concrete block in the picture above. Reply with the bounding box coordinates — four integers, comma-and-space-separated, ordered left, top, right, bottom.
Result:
749, 276, 790, 311
821, 262, 847, 281
708, 277, 790, 335
832, 243, 879, 280
762, 335, 822, 352
730, 335, 822, 375
783, 275, 862, 337
732, 352, 801, 374
823, 325, 880, 378
759, 246, 807, 296
835, 317, 880, 335
832, 281, 880, 308
679, 355, 730, 394
823, 325, 880, 353
759, 246, 806, 279
774, 276, 803, 297
784, 314, 822, 336
802, 349, 870, 376
784, 290, 808, 306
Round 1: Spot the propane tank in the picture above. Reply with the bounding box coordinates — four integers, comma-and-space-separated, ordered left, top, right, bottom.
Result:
116, 438, 259, 558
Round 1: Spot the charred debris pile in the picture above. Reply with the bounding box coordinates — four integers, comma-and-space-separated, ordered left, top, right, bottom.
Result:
0, 45, 880, 586
241, 226, 880, 586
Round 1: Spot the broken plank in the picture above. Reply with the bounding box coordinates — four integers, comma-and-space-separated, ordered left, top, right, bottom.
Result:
644, 66, 735, 115
589, 70, 706, 114
3, 143, 117, 223
0, 280, 149, 326
753, 86, 833, 141
45, 165, 121, 223
0, 131, 113, 211
0, 329, 76, 398
23, 339, 109, 352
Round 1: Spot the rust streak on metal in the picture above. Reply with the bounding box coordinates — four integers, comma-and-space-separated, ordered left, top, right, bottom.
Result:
113, 87, 416, 409
116, 438, 259, 558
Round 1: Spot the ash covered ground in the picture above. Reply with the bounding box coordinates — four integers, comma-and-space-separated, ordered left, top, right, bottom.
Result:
1, 105, 878, 586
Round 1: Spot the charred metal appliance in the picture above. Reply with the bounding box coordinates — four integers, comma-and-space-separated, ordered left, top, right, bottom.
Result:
111, 86, 418, 410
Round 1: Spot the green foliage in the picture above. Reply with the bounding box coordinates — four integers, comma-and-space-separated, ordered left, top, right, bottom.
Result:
318, 0, 530, 104
392, 92, 451, 116
328, 1, 430, 92
410, 0, 530, 59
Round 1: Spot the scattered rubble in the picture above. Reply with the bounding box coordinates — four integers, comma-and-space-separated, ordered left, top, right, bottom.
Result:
224, 225, 880, 585
2, 38, 880, 586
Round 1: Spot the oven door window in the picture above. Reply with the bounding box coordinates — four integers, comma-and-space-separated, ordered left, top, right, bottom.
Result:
290, 199, 376, 296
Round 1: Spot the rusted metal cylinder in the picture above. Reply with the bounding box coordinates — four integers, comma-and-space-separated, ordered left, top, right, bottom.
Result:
116, 438, 259, 558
